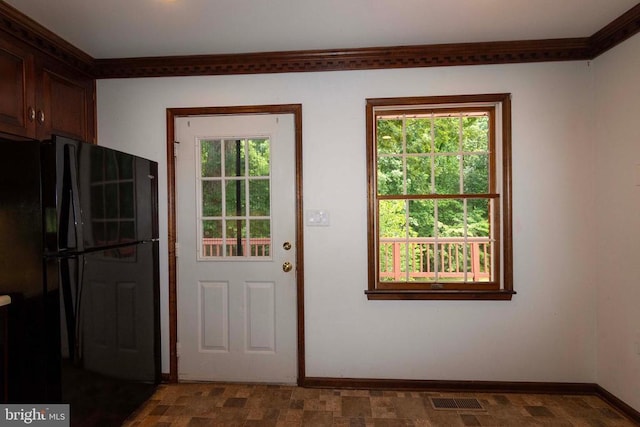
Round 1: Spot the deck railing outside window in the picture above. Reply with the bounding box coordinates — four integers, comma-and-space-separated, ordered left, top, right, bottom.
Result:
202, 238, 271, 257
379, 237, 491, 282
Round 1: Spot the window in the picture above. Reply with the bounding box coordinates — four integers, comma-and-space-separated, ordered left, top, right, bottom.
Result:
197, 137, 272, 259
366, 94, 513, 300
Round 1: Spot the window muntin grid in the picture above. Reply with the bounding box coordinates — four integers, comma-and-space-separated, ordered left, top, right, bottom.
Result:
197, 138, 271, 260
375, 109, 496, 285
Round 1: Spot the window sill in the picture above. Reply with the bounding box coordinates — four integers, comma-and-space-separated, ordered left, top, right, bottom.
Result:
365, 289, 516, 301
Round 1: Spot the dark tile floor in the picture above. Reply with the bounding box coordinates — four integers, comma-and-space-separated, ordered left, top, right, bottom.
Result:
123, 383, 636, 426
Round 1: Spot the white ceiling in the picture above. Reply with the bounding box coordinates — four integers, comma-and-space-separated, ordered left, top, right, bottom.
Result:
4, 0, 639, 59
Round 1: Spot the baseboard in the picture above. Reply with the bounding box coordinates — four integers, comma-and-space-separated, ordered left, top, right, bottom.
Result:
301, 377, 639, 423
596, 385, 640, 424
302, 377, 597, 394
161, 373, 171, 383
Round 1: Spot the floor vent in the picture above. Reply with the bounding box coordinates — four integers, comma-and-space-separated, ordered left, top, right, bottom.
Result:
430, 397, 484, 411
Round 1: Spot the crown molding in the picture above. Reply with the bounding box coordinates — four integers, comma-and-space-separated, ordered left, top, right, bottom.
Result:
0, 1, 94, 75
93, 38, 591, 79
1, 0, 639, 79
589, 2, 640, 56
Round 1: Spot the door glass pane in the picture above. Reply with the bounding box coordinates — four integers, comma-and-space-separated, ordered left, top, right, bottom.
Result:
225, 180, 246, 216
224, 140, 245, 177
248, 139, 270, 176
249, 219, 270, 256
202, 220, 222, 257
201, 140, 222, 177
249, 179, 269, 216
199, 137, 271, 259
226, 220, 246, 256
202, 181, 222, 216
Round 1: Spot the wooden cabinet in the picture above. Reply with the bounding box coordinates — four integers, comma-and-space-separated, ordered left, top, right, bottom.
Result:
0, 36, 35, 138
36, 59, 96, 143
0, 35, 95, 143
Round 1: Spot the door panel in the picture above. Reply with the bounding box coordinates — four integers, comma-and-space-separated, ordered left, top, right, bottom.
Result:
200, 281, 228, 351
176, 114, 297, 383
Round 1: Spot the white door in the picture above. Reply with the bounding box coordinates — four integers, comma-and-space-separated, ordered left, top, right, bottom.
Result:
175, 114, 297, 383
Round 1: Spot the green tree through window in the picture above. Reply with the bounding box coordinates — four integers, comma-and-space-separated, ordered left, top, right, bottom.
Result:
199, 138, 272, 258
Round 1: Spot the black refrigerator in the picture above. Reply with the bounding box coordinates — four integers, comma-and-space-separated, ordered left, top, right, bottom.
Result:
0, 134, 160, 426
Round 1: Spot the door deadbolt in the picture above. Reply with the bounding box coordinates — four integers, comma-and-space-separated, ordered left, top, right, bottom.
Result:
283, 241, 292, 251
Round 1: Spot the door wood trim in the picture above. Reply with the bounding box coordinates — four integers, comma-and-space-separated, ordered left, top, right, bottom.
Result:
166, 104, 304, 384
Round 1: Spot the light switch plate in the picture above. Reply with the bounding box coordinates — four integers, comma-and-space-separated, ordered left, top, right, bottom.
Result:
306, 209, 330, 226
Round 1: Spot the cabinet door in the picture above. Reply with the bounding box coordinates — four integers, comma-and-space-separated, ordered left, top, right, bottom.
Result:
37, 65, 96, 143
0, 37, 35, 137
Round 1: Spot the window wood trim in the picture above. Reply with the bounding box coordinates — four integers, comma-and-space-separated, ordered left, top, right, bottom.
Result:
366, 93, 513, 301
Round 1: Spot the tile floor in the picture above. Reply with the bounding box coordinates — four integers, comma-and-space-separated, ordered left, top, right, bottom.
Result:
123, 382, 636, 426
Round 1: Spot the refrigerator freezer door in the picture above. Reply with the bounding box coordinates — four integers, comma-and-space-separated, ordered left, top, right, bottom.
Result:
74, 141, 158, 248
43, 136, 159, 254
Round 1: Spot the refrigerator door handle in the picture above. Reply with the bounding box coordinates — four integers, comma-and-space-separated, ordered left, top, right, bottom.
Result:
66, 145, 84, 252
60, 257, 77, 362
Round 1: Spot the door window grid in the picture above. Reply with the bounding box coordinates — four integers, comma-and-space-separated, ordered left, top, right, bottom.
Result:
197, 138, 272, 260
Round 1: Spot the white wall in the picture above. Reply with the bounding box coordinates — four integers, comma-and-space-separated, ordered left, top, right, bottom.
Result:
593, 33, 640, 410
97, 60, 598, 384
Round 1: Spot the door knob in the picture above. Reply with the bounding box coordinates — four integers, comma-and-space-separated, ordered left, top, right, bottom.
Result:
282, 262, 293, 273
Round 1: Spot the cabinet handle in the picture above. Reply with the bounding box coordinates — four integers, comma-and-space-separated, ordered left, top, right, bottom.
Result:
28, 107, 36, 122
37, 110, 45, 124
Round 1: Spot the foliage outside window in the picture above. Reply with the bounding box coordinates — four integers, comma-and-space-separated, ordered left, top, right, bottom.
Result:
366, 94, 513, 300
197, 138, 272, 259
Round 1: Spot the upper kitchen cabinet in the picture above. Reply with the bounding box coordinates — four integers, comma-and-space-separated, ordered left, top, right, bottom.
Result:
0, 36, 36, 138
35, 57, 95, 143
0, 2, 96, 143
0, 37, 95, 143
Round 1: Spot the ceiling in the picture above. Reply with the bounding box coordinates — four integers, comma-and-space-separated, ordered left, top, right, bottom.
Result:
4, 0, 639, 59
